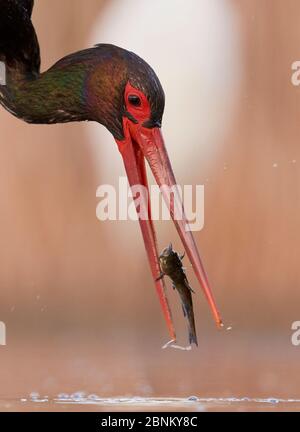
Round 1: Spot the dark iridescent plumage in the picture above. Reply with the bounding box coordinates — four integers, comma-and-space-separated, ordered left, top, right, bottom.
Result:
0, 0, 39, 74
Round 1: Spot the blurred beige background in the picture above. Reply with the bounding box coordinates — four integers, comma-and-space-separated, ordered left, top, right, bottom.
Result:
0, 0, 300, 403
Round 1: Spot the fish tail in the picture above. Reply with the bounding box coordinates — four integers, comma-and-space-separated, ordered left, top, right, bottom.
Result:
177, 283, 198, 347
184, 304, 198, 347
188, 318, 198, 346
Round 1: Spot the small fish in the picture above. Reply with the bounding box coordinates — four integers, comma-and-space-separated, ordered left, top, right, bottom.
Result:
158, 244, 198, 346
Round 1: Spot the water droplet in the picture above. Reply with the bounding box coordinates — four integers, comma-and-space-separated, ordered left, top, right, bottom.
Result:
132, 397, 145, 403
29, 392, 39, 400
87, 394, 100, 401
57, 393, 69, 400
187, 396, 199, 402
71, 392, 86, 401
272, 163, 278, 168
241, 397, 251, 402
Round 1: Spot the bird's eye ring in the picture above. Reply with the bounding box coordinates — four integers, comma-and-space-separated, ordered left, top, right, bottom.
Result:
128, 94, 141, 107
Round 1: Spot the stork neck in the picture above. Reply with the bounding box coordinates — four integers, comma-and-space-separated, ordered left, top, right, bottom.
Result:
0, 62, 89, 124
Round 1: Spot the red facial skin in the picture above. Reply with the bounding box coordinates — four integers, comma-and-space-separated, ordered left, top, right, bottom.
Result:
124, 82, 151, 123
116, 82, 222, 341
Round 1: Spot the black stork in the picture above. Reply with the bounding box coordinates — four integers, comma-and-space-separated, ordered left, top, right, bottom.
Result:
0, 0, 222, 340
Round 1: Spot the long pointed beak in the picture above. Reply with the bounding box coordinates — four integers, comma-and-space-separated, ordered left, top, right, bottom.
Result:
116, 119, 176, 340
116, 119, 223, 336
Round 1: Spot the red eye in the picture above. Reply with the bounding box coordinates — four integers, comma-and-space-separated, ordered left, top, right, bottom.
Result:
124, 82, 151, 122
128, 95, 141, 107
